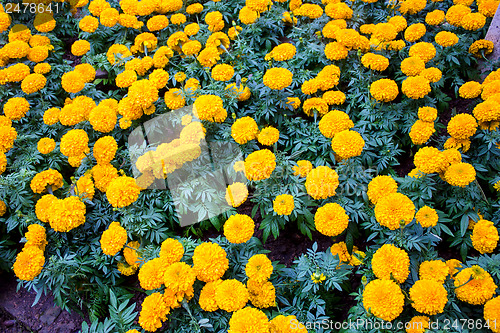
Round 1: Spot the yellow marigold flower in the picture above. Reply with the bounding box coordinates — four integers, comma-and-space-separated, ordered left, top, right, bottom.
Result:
37, 138, 55, 155
106, 176, 141, 208
417, 107, 437, 122
71, 40, 91, 57
314, 202, 348, 236
106, 44, 132, 66
100, 222, 127, 256
225, 182, 249, 208
138, 258, 166, 290
215, 279, 249, 312
35, 194, 56, 222
231, 117, 258, 144
115, 70, 137, 88
375, 193, 415, 230
410, 279, 448, 315
388, 15, 407, 32
74, 64, 96, 83
330, 241, 352, 264
244, 149, 276, 181
469, 39, 494, 58
0, 125, 17, 153
186, 3, 203, 14
34, 63, 51, 75
331, 130, 365, 159
410, 120, 435, 145
402, 76, 431, 99
92, 164, 119, 192
363, 279, 404, 321
146, 15, 168, 31
370, 78, 399, 102
273, 194, 294, 216
462, 12, 486, 30
303, 98, 328, 117
419, 260, 449, 283
61, 71, 85, 94
75, 174, 94, 200
24, 224, 47, 251
228, 307, 269, 333
361, 53, 389, 71
305, 166, 339, 200
325, 3, 353, 20
93, 136, 117, 165
444, 137, 471, 152
247, 279, 276, 308
3, 97, 29, 120
79, 15, 99, 33
8, 24, 31, 43
164, 88, 186, 111
409, 42, 436, 63
286, 97, 301, 109
21, 73, 46, 94
13, 246, 45, 281
0, 152, 5, 175
270, 315, 307, 332
30, 169, 63, 194
372, 244, 410, 283
246, 254, 273, 282
420, 67, 442, 83
446, 259, 462, 279
100, 8, 119, 27
371, 22, 397, 42
3, 40, 29, 59
60, 129, 88, 158
484, 297, 500, 333
5, 63, 30, 83
455, 265, 497, 305
185, 78, 200, 92
138, 292, 169, 332
181, 40, 202, 56
404, 23, 426, 42
425, 9, 445, 25
48, 196, 86, 232
473, 100, 500, 122
0, 12, 10, 33
159, 238, 183, 265
224, 214, 255, 244
193, 94, 227, 122
89, 105, 116, 133
117, 262, 137, 276
471, 219, 499, 254
444, 162, 476, 187
446, 5, 471, 26
401, 57, 425, 77
163, 261, 196, 296
293, 160, 313, 177
415, 205, 438, 227
185, 23, 200, 36
367, 175, 398, 205
256, 127, 279, 146
263, 68, 293, 90
435, 31, 459, 47
193, 242, 229, 282
199, 280, 222, 312
265, 43, 296, 61
405, 316, 430, 333
295, 3, 323, 18
239, 6, 259, 24
324, 41, 349, 60
318, 110, 353, 138
447, 113, 477, 140
414, 146, 447, 174
322, 91, 346, 106
479, 0, 499, 17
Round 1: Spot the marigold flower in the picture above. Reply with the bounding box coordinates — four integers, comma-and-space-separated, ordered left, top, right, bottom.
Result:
270, 315, 307, 332
325, 3, 353, 20
273, 194, 294, 216
30, 169, 63, 194
471, 219, 499, 254
3, 97, 29, 120
60, 129, 89, 158
106, 176, 141, 208
461, 12, 486, 30
409, 42, 436, 63
186, 3, 203, 14
226, 183, 249, 208
361, 53, 389, 71
293, 160, 313, 177
444, 162, 476, 187
426, 9, 445, 25
244, 149, 276, 181
372, 244, 410, 283
367, 175, 398, 205
246, 254, 273, 282
138, 292, 169, 332
324, 41, 349, 60
479, 0, 500, 17
402, 76, 431, 99
414, 146, 447, 174
404, 23, 426, 42
79, 15, 99, 33
228, 307, 269, 333
419, 260, 449, 283
314, 202, 349, 236
100, 222, 127, 256
231, 117, 258, 144
415, 206, 438, 227
61, 71, 85, 93
435, 31, 459, 47
363, 279, 404, 321
331, 130, 365, 159
263, 68, 293, 90
318, 110, 354, 138
193, 242, 229, 282
484, 297, 500, 333
375, 193, 415, 230
469, 39, 494, 58
410, 279, 448, 315
13, 247, 45, 281
322, 91, 346, 105
401, 57, 425, 77
24, 224, 47, 251
224, 214, 255, 244
305, 166, 339, 199
34, 63, 51, 75
447, 113, 477, 140
159, 238, 183, 265
0, 125, 17, 153
48, 196, 86, 232
37, 138, 55, 155
193, 94, 227, 123
455, 266, 497, 305
215, 279, 249, 312
410, 120, 435, 145
388, 15, 407, 32
370, 79, 399, 102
